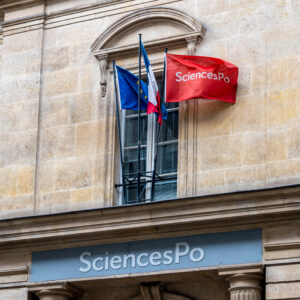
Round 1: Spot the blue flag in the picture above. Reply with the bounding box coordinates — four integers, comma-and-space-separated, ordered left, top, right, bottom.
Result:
116, 65, 148, 111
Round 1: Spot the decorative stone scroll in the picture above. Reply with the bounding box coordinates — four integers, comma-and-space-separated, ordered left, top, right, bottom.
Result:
130, 283, 191, 300
95, 53, 108, 97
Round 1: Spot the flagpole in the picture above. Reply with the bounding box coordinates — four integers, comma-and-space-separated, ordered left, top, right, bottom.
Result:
137, 34, 142, 202
150, 48, 168, 202
112, 61, 127, 205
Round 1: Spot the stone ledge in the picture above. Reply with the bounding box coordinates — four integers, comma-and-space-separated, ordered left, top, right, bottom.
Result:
0, 185, 299, 250
264, 242, 300, 251
0, 267, 29, 284
0, 267, 28, 276
1, 12, 45, 36
0, 0, 42, 10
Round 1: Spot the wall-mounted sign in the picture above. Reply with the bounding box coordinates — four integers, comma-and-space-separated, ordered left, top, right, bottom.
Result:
30, 229, 262, 282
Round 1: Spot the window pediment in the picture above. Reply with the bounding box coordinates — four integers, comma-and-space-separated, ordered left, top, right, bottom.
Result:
91, 6, 205, 56
91, 7, 205, 96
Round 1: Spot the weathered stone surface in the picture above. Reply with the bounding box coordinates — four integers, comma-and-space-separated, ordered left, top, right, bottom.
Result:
3, 30, 42, 54
0, 131, 37, 167
251, 62, 267, 92
0, 195, 34, 219
199, 135, 242, 170
69, 41, 93, 67
266, 89, 300, 128
0, 101, 38, 132
40, 126, 75, 159
70, 92, 95, 123
55, 158, 92, 190
227, 35, 264, 64
265, 28, 300, 59
287, 126, 300, 159
231, 95, 265, 133
224, 165, 266, 191
71, 187, 95, 203
36, 162, 55, 193
43, 46, 69, 72
195, 0, 228, 16
266, 159, 300, 186
196, 100, 232, 138
242, 132, 266, 165
0, 165, 34, 197
79, 65, 96, 92
0, 288, 28, 300
235, 64, 251, 96
76, 121, 99, 155
266, 282, 300, 300
43, 68, 79, 96
267, 264, 300, 282
2, 50, 41, 76
196, 169, 225, 195
0, 0, 299, 216
36, 191, 71, 214
266, 129, 287, 162
0, 74, 40, 103
267, 58, 288, 89
40, 96, 69, 128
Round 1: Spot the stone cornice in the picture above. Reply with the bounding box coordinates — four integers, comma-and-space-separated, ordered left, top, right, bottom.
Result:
1, 12, 45, 35
0, 0, 42, 11
0, 0, 182, 30
0, 266, 28, 276
93, 31, 204, 60
0, 185, 299, 251
46, 0, 128, 19
91, 6, 204, 51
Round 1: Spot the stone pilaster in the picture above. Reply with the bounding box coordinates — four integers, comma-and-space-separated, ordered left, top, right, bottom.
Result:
36, 289, 74, 300
219, 265, 264, 300
227, 274, 263, 300
31, 283, 82, 300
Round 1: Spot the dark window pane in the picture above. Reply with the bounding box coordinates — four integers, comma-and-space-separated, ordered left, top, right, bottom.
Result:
156, 142, 178, 175
154, 179, 177, 201
123, 147, 146, 175
124, 115, 147, 147
158, 110, 178, 142
165, 102, 179, 109
125, 109, 147, 116
125, 183, 146, 204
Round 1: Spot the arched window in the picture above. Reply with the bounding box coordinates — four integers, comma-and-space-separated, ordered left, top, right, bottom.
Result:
91, 7, 205, 204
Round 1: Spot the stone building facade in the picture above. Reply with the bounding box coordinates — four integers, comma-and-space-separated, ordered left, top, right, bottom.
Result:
0, 0, 299, 299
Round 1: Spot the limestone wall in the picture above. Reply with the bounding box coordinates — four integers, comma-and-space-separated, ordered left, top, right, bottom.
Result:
176, 0, 300, 197
0, 0, 299, 218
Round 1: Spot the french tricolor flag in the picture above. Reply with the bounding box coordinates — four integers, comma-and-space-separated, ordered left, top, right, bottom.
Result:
141, 42, 163, 125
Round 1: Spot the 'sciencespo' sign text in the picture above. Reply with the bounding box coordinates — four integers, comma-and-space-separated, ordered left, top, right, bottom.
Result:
30, 229, 262, 282
79, 242, 204, 272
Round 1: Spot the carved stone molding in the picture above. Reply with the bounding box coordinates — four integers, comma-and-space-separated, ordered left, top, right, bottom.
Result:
91, 7, 205, 52
227, 274, 263, 300
186, 36, 198, 55
1, 12, 45, 36
130, 283, 191, 300
30, 283, 82, 300
219, 266, 264, 300
96, 54, 109, 97
91, 7, 205, 97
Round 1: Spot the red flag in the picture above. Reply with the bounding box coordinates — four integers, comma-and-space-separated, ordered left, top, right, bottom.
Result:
165, 54, 238, 103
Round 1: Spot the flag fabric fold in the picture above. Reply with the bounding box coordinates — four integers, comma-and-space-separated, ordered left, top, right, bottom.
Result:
115, 65, 148, 111
141, 42, 167, 125
165, 54, 239, 103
